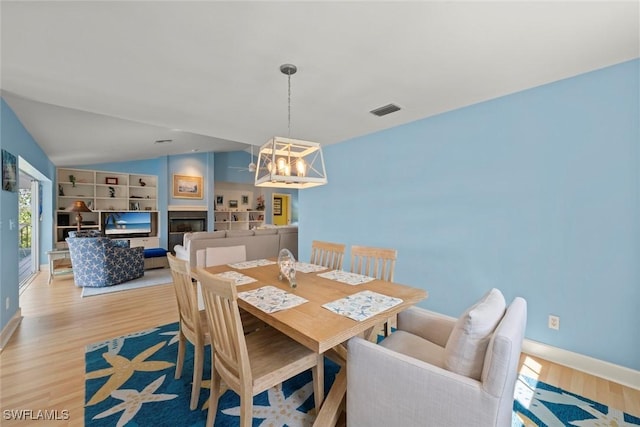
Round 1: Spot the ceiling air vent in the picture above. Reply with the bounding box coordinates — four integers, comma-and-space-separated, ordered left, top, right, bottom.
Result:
370, 103, 401, 117
154, 139, 173, 144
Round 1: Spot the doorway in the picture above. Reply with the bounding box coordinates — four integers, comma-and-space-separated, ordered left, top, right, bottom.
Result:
272, 193, 290, 226
18, 170, 40, 288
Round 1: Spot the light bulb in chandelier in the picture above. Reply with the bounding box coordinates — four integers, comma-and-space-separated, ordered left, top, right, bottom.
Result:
277, 157, 286, 174
296, 158, 306, 177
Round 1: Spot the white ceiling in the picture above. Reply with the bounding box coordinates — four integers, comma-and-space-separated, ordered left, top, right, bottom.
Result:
1, 1, 638, 167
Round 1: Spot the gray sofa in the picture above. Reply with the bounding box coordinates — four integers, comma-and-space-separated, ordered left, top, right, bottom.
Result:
174, 226, 298, 268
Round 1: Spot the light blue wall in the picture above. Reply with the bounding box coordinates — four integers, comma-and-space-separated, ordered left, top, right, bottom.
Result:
1, 99, 56, 331
214, 151, 255, 184
299, 60, 640, 370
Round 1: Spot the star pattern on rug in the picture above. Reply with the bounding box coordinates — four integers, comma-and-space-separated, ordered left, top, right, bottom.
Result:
159, 329, 180, 346
221, 382, 315, 427
86, 327, 160, 355
85, 325, 639, 427
515, 376, 593, 426
514, 376, 640, 426
571, 405, 636, 427
92, 374, 178, 427
86, 341, 175, 405
198, 379, 230, 411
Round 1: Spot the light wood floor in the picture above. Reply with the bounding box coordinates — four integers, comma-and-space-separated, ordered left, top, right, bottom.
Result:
1, 271, 638, 426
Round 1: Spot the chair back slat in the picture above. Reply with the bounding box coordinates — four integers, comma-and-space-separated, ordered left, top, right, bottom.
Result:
168, 254, 204, 343
197, 268, 252, 389
350, 245, 397, 282
310, 240, 346, 270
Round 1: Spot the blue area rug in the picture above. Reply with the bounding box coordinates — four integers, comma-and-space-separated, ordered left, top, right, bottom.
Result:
85, 323, 340, 426
513, 374, 640, 426
85, 323, 639, 426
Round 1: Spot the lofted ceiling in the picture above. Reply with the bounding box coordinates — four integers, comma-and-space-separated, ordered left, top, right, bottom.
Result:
1, 1, 638, 167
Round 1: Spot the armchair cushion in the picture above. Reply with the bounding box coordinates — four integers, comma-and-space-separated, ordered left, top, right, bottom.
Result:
68, 230, 101, 238
444, 288, 506, 380
380, 330, 445, 368
112, 239, 130, 248
397, 306, 456, 347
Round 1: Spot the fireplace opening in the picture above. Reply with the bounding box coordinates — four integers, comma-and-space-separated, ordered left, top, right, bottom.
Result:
168, 210, 207, 254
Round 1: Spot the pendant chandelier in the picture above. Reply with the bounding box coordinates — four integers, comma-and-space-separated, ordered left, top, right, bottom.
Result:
255, 64, 328, 189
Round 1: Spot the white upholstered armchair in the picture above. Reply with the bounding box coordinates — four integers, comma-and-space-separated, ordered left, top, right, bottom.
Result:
347, 289, 527, 427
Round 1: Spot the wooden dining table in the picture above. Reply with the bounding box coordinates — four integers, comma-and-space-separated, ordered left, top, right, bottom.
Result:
202, 260, 427, 426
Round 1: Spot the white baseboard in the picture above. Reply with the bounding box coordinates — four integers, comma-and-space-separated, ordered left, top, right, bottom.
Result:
523, 339, 640, 390
0, 308, 23, 352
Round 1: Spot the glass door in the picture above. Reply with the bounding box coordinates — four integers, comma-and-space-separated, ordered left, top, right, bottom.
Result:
18, 172, 39, 287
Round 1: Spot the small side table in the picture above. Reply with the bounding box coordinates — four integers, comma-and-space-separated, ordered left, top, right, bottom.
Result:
47, 249, 74, 284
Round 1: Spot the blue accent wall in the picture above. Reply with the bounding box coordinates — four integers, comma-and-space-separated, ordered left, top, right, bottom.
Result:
214, 151, 255, 184
299, 60, 640, 370
1, 99, 56, 331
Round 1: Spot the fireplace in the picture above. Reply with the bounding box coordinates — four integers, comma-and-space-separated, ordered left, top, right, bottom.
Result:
168, 210, 207, 254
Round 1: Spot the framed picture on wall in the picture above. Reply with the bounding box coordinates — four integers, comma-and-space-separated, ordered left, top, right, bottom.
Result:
229, 200, 238, 209
216, 195, 224, 205
173, 174, 203, 199
241, 195, 249, 205
2, 149, 17, 192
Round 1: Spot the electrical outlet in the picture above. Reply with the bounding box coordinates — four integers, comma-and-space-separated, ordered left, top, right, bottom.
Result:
548, 315, 560, 330
5, 297, 9, 310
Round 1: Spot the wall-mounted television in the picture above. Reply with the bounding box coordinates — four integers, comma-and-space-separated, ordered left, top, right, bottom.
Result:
103, 211, 152, 235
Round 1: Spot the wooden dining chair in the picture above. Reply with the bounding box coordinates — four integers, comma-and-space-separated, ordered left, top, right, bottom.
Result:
310, 240, 346, 270
350, 245, 397, 282
197, 268, 325, 427
200, 245, 264, 333
350, 245, 398, 337
167, 253, 210, 410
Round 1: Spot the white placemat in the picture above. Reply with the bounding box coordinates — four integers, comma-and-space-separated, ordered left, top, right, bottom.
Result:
317, 270, 375, 285
213, 271, 257, 285
238, 285, 308, 314
323, 290, 403, 321
295, 262, 328, 273
227, 259, 277, 269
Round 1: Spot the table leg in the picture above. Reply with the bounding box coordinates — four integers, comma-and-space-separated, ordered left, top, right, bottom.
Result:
313, 366, 346, 427
48, 258, 54, 284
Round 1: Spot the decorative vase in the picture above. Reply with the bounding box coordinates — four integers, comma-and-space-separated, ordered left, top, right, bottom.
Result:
278, 248, 297, 288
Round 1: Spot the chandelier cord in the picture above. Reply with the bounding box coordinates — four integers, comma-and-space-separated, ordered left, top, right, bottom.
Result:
287, 72, 292, 137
